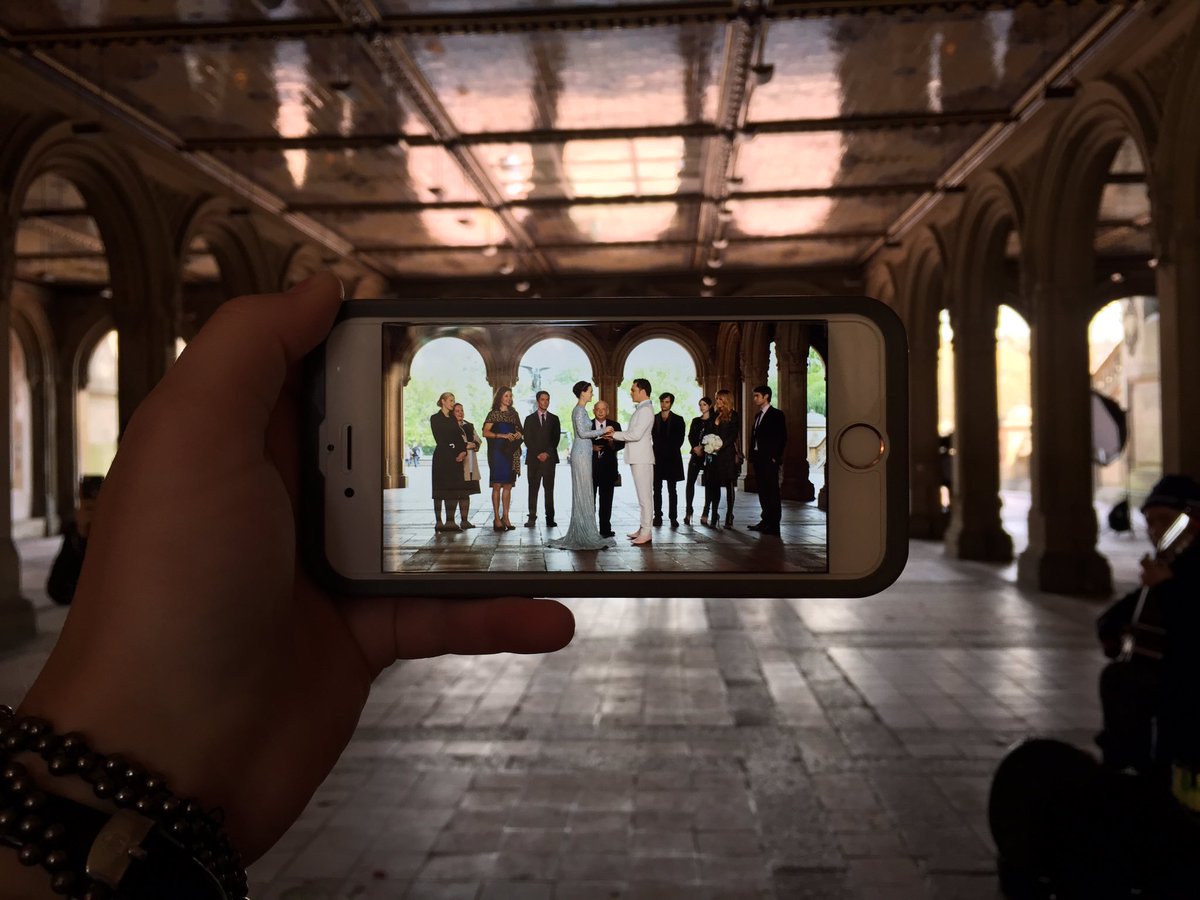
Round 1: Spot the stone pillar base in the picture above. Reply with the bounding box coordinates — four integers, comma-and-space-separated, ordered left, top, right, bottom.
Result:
945, 522, 1014, 562
816, 485, 828, 512
781, 475, 815, 502
910, 510, 948, 540
1017, 547, 1112, 596
0, 603, 37, 652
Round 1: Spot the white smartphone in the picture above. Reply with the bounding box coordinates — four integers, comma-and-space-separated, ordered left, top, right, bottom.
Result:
302, 297, 907, 597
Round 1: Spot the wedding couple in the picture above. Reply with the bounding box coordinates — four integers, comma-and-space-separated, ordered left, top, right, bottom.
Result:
548, 378, 657, 550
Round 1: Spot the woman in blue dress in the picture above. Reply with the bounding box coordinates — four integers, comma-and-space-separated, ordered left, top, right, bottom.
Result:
548, 381, 615, 551
482, 386, 523, 531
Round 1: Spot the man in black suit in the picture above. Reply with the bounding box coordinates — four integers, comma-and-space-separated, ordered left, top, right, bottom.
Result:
748, 385, 787, 536
651, 392, 686, 528
523, 390, 561, 527
590, 399, 622, 537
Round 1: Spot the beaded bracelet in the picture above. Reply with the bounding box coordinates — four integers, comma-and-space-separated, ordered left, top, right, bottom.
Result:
0, 705, 247, 899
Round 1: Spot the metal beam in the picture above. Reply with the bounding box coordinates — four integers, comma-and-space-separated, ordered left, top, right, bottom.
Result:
180, 109, 1013, 153
4, 0, 1136, 45
357, 231, 884, 253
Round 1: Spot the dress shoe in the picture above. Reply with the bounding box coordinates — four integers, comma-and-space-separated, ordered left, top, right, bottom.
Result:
670, 519, 679, 528
601, 530, 616, 538
631, 531, 652, 545
747, 522, 764, 531
652, 516, 663, 527
758, 526, 781, 536
683, 514, 692, 525
546, 520, 557, 527
524, 520, 536, 528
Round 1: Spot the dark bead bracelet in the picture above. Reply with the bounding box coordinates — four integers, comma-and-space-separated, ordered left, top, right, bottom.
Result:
0, 705, 247, 899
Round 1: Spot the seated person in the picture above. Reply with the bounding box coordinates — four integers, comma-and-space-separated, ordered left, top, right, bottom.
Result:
45, 475, 103, 606
1096, 474, 1200, 776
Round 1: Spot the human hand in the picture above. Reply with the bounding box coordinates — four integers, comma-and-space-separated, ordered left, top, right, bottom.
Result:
1140, 555, 1173, 589
537, 452, 548, 462
604, 426, 614, 436
14, 273, 574, 862
456, 452, 467, 462
691, 446, 702, 457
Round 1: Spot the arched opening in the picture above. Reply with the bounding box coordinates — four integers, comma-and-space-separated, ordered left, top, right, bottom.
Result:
10, 330, 33, 526
997, 303, 1032, 544
1090, 135, 1161, 541
617, 338, 701, 425
15, 174, 110, 287
78, 330, 118, 478
514, 338, 595, 448
1089, 297, 1162, 528
937, 308, 955, 511
403, 337, 492, 467
807, 346, 828, 495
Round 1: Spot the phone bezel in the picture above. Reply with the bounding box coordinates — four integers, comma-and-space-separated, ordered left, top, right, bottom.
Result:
302, 296, 908, 598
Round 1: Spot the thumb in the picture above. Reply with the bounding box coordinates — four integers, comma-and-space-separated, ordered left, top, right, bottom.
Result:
156, 272, 343, 438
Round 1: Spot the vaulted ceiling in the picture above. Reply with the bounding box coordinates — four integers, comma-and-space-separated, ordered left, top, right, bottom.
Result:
2, 1, 1144, 291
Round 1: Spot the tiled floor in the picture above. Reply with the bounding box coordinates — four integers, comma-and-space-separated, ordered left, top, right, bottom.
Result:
1, 496, 1148, 899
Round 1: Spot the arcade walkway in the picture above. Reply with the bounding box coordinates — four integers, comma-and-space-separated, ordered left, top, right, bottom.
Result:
0, 526, 1144, 900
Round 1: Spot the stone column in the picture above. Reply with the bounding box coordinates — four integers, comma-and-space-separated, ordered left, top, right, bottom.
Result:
775, 322, 815, 501
383, 361, 409, 490
740, 369, 765, 492
596, 372, 620, 412
54, 352, 76, 533
1017, 283, 1111, 595
112, 303, 177, 438
1158, 219, 1200, 478
908, 309, 945, 539
27, 349, 57, 535
944, 310, 1013, 561
0, 234, 36, 648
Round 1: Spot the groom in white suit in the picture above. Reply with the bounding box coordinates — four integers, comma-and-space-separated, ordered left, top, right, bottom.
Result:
608, 378, 655, 545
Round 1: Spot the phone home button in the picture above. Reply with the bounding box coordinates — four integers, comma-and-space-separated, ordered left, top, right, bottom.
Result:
838, 424, 885, 470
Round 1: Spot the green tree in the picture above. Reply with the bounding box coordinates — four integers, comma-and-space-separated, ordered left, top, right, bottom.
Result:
807, 348, 827, 416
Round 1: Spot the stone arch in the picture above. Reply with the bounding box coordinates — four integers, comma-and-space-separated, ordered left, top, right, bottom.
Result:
176, 196, 276, 299
9, 294, 58, 529
953, 169, 1026, 320
395, 326, 500, 385
612, 323, 708, 385
504, 327, 606, 386
0, 117, 176, 320
1158, 19, 1200, 231
1024, 78, 1162, 290
280, 243, 326, 290
714, 322, 741, 389
865, 263, 898, 307
902, 225, 949, 341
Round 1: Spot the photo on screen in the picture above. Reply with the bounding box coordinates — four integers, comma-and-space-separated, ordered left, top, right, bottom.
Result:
381, 320, 828, 575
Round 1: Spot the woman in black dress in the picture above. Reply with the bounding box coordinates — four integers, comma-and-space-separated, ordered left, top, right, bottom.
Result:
430, 391, 466, 532
702, 389, 741, 529
684, 396, 712, 525
452, 403, 482, 528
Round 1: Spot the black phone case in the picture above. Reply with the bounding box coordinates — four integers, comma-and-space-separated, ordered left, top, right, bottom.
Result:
301, 296, 908, 598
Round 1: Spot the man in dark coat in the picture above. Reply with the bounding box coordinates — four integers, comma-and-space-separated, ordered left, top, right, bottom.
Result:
651, 392, 686, 528
1095, 474, 1200, 775
46, 476, 103, 605
523, 390, 561, 527
747, 385, 787, 536
590, 400, 622, 538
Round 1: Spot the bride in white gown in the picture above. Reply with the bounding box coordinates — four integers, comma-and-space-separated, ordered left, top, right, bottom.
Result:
547, 381, 614, 551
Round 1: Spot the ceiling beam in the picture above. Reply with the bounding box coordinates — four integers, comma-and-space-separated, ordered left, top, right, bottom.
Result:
357, 231, 884, 253
5, 0, 1137, 45
320, 0, 551, 275
180, 109, 1012, 153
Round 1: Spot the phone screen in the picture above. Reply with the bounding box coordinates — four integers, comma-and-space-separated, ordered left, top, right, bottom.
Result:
380, 320, 828, 575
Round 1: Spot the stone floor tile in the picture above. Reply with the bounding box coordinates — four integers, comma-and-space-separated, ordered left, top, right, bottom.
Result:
2, 525, 1139, 900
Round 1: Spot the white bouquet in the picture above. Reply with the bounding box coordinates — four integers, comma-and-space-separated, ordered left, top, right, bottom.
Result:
701, 433, 723, 464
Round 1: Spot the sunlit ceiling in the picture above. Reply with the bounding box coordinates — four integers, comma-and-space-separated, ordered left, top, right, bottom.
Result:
1, 1, 1146, 290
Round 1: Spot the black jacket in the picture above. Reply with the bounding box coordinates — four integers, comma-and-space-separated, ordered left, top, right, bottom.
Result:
591, 418, 622, 486
749, 405, 787, 466
523, 410, 561, 464
652, 411, 686, 481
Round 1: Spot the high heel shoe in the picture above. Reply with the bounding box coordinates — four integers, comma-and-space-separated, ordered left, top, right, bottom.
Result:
699, 515, 708, 526
683, 513, 692, 525
724, 514, 734, 529
493, 519, 504, 532
502, 517, 515, 531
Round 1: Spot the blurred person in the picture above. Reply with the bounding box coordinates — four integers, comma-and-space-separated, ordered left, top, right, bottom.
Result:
591, 399, 622, 538
608, 378, 655, 545
683, 396, 712, 525
523, 391, 561, 528
45, 476, 104, 606
547, 381, 613, 551
703, 389, 742, 529
452, 403, 482, 528
482, 386, 523, 531
651, 392, 685, 528
429, 391, 465, 532
747, 385, 787, 536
